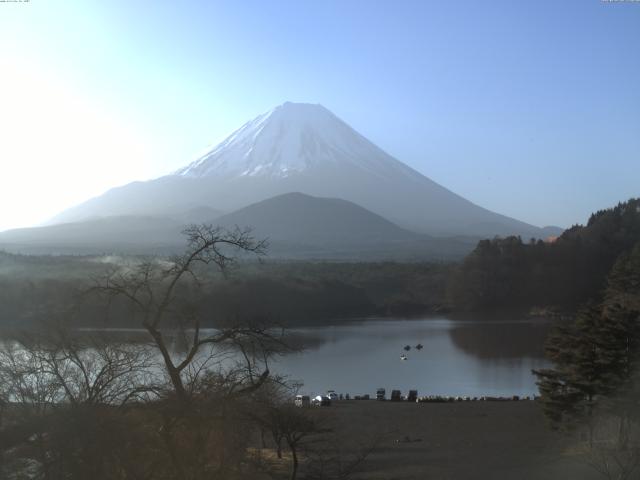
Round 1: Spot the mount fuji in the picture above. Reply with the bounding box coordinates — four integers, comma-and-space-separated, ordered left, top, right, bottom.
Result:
48, 102, 554, 239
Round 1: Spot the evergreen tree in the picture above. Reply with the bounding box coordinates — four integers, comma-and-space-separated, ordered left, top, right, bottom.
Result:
605, 242, 640, 312
599, 243, 640, 445
534, 306, 610, 433
534, 242, 640, 437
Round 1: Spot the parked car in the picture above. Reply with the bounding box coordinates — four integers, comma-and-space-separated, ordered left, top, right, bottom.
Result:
407, 390, 418, 402
295, 395, 310, 407
376, 388, 386, 401
390, 389, 402, 401
327, 390, 338, 401
312, 395, 331, 406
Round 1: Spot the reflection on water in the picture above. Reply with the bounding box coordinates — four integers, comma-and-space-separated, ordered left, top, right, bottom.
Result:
449, 321, 549, 359
7, 317, 552, 399
272, 317, 552, 397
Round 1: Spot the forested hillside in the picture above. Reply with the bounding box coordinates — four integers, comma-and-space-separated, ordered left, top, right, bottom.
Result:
0, 254, 451, 328
448, 198, 640, 312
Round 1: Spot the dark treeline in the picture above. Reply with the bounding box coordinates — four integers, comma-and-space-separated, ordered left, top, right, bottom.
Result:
205, 262, 450, 323
0, 252, 452, 328
448, 198, 640, 313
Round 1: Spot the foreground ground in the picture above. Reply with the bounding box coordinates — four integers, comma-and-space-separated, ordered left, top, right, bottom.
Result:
299, 400, 599, 480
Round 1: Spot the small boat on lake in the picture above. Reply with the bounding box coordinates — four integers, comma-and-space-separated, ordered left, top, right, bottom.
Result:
415, 344, 423, 350
403, 345, 411, 351
400, 354, 408, 361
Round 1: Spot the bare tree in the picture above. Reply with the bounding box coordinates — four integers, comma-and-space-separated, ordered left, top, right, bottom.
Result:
91, 224, 274, 403
86, 225, 302, 479
0, 322, 158, 480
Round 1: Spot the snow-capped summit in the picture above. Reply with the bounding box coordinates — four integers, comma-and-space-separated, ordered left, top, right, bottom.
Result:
176, 102, 412, 180
48, 102, 554, 239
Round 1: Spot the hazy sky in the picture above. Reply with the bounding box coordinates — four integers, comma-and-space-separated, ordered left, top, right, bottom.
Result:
1, 0, 638, 231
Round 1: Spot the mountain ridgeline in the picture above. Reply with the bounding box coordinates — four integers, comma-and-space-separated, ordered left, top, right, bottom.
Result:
448, 198, 640, 312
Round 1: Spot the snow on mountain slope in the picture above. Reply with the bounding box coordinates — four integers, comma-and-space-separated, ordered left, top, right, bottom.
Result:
50, 102, 551, 238
176, 102, 414, 181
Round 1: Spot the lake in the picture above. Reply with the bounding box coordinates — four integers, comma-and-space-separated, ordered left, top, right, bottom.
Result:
5, 316, 553, 400
271, 317, 552, 398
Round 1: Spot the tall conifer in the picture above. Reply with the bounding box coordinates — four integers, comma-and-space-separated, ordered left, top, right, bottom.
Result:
534, 242, 640, 436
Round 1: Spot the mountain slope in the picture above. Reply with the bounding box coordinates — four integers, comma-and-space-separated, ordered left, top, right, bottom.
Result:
0, 194, 475, 259
51, 102, 553, 238
0, 216, 185, 254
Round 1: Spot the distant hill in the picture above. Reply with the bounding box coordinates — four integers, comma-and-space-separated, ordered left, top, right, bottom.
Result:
0, 193, 476, 259
217, 192, 416, 243
0, 216, 184, 255
209, 192, 475, 259
0, 206, 221, 255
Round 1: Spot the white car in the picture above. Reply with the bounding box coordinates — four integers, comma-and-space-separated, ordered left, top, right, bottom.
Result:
312, 395, 331, 406
326, 391, 339, 401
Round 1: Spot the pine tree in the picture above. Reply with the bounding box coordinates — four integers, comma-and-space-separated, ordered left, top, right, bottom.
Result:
599, 243, 640, 445
534, 305, 610, 434
605, 242, 640, 313
534, 242, 640, 437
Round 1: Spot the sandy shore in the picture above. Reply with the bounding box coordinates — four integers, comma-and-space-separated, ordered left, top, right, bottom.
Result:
311, 400, 599, 480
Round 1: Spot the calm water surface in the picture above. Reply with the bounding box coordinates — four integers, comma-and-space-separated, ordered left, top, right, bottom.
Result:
272, 317, 551, 398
